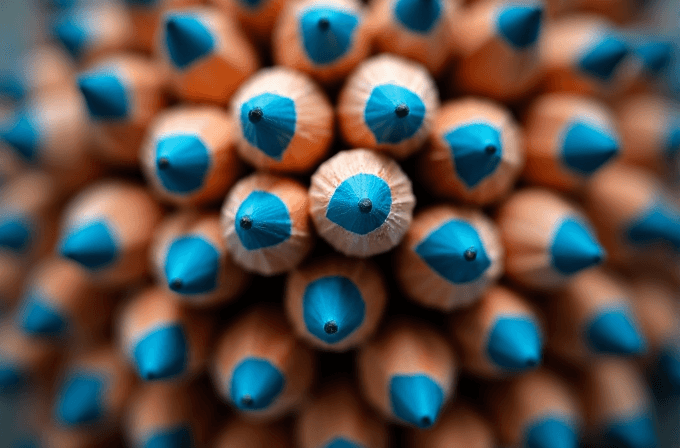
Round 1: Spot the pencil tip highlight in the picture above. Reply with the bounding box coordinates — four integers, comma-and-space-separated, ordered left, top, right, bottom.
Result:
497, 5, 543, 49
59, 221, 118, 270
78, 73, 129, 119
487, 317, 542, 371
587, 308, 646, 355
364, 84, 426, 144
300, 7, 359, 65
389, 374, 444, 428
240, 92, 297, 160
445, 122, 503, 188
164, 14, 215, 68
230, 358, 285, 411
550, 218, 604, 275
326, 173, 392, 235
164, 236, 220, 294
134, 325, 188, 381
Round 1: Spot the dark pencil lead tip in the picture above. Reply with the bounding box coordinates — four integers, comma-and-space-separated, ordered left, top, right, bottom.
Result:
395, 103, 410, 118
324, 321, 338, 334
420, 416, 432, 427
239, 215, 253, 230
317, 17, 331, 31
358, 198, 373, 214
240, 395, 254, 407
248, 107, 263, 123
170, 278, 183, 291
464, 247, 477, 261
485, 144, 497, 155
157, 157, 170, 170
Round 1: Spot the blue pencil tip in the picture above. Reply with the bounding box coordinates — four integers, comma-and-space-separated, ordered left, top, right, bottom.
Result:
55, 373, 104, 426
497, 5, 543, 49
636, 40, 673, 75
77, 73, 129, 120
579, 35, 630, 81
143, 426, 192, 448
487, 317, 542, 371
364, 84, 426, 144
326, 173, 392, 235
561, 121, 619, 176
52, 15, 88, 59
324, 438, 364, 448
626, 200, 680, 252
1, 114, 40, 162
235, 191, 292, 250
0, 73, 25, 102
551, 218, 604, 276
240, 93, 297, 160
134, 325, 188, 381
299, 7, 359, 65
155, 135, 210, 194
230, 358, 285, 411
587, 308, 646, 355
389, 374, 444, 428
606, 414, 658, 448
0, 360, 22, 392
525, 417, 578, 448
445, 122, 503, 188
0, 216, 32, 252
164, 14, 215, 68
164, 236, 220, 295
59, 221, 118, 270
19, 295, 67, 337
302, 276, 366, 345
657, 343, 680, 392
393, 0, 442, 34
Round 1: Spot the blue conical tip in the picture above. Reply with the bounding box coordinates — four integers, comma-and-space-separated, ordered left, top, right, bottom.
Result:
525, 416, 578, 448
55, 373, 104, 426
59, 221, 118, 270
52, 12, 89, 59
626, 200, 680, 252
326, 173, 393, 235
0, 360, 22, 392
299, 7, 360, 65
445, 122, 503, 188
164, 14, 215, 69
239, 92, 297, 160
393, 0, 442, 34
636, 40, 673, 75
389, 374, 444, 428
235, 191, 292, 250
606, 414, 658, 448
561, 121, 619, 176
657, 343, 680, 392
579, 35, 630, 81
155, 135, 210, 194
0, 215, 32, 252
77, 72, 129, 120
364, 84, 426, 144
1, 114, 40, 162
0, 72, 25, 102
497, 5, 543, 49
587, 308, 646, 355
133, 325, 188, 381
324, 438, 364, 448
415, 219, 492, 284
302, 275, 366, 345
550, 218, 604, 276
143, 426, 192, 448
19, 295, 67, 337
164, 235, 220, 295
230, 358, 285, 411
487, 316, 542, 371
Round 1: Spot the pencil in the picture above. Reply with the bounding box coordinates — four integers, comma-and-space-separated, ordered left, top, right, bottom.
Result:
367, 0, 458, 76
631, 36, 674, 79
58, 181, 163, 286
585, 164, 680, 265
630, 277, 680, 393
497, 188, 605, 290
15, 44, 74, 99
158, 6, 259, 104
357, 319, 458, 428
450, 286, 543, 377
0, 321, 58, 393
272, 0, 371, 84
152, 211, 251, 307
541, 15, 631, 96
118, 287, 214, 382
546, 269, 646, 365
0, 171, 60, 261
407, 402, 495, 448
77, 54, 167, 167
16, 258, 111, 343
125, 382, 212, 448
0, 147, 20, 188
396, 205, 503, 311
221, 173, 313, 276
418, 98, 524, 205
453, 0, 545, 101
0, 253, 24, 314
617, 94, 680, 175
297, 380, 389, 448
310, 149, 416, 257
230, 66, 334, 173
488, 369, 581, 448
211, 306, 315, 419
213, 0, 289, 41
141, 105, 243, 206
284, 255, 387, 351
124, 0, 203, 52
523, 93, 620, 192
337, 54, 440, 159
213, 419, 292, 448
51, 1, 133, 62
581, 360, 658, 448
53, 346, 134, 429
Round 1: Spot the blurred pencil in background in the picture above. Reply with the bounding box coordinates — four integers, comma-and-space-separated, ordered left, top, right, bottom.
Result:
212, 418, 291, 448
408, 402, 495, 448
213, 0, 289, 41
124, 0, 203, 52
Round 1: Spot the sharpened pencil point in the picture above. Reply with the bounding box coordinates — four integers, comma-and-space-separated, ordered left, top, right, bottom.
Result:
164, 236, 220, 294
164, 14, 215, 69
389, 374, 444, 428
551, 218, 604, 275
485, 144, 497, 155
464, 247, 477, 261
317, 17, 331, 31
56, 374, 104, 425
240, 394, 254, 407
239, 215, 253, 230
134, 325, 188, 381
59, 221, 118, 270
169, 278, 183, 291
526, 417, 578, 448
579, 36, 629, 81
358, 198, 373, 214
324, 320, 338, 334
230, 358, 285, 411
587, 308, 646, 355
157, 157, 170, 170
606, 414, 657, 448
497, 5, 543, 49
78, 73, 129, 119
395, 103, 410, 118
0, 216, 31, 252
248, 107, 263, 123
155, 135, 211, 194
487, 317, 542, 371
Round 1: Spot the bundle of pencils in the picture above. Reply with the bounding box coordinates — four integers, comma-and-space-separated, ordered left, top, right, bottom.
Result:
1, 0, 679, 446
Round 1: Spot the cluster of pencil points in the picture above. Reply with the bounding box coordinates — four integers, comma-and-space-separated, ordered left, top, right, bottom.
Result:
0, 0, 679, 447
